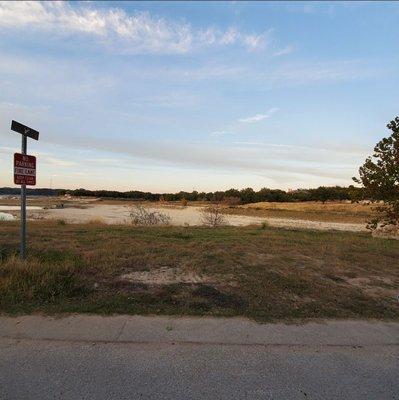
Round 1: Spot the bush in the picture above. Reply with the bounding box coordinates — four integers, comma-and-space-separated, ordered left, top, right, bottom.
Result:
130, 204, 171, 226
260, 221, 269, 229
201, 204, 227, 227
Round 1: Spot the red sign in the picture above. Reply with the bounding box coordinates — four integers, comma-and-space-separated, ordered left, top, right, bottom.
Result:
14, 153, 36, 186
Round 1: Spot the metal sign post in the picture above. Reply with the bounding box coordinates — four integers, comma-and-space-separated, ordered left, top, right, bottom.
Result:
20, 135, 27, 259
11, 120, 39, 260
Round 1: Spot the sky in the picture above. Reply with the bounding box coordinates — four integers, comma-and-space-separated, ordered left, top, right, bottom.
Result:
0, 1, 398, 192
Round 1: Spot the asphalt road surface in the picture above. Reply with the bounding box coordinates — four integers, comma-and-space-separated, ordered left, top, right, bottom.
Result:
0, 316, 398, 400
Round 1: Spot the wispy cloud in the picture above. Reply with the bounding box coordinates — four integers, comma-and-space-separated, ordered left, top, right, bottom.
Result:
238, 108, 279, 123
0, 2, 270, 54
211, 130, 229, 136
37, 132, 365, 184
148, 59, 383, 86
273, 45, 294, 57
0, 53, 117, 105
265, 60, 376, 85
233, 141, 370, 156
286, 1, 371, 16
41, 156, 76, 168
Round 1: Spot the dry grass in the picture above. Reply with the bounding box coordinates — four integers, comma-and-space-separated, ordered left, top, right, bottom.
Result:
0, 255, 85, 307
223, 201, 375, 223
0, 220, 398, 321
87, 217, 107, 225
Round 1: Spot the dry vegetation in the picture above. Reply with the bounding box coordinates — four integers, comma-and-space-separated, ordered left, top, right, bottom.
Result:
0, 220, 398, 321
130, 204, 171, 226
223, 201, 375, 223
201, 204, 227, 227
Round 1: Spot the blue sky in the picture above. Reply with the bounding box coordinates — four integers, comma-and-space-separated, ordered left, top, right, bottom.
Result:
0, 1, 398, 192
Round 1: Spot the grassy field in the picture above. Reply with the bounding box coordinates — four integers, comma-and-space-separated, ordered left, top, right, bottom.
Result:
224, 201, 374, 223
0, 221, 398, 321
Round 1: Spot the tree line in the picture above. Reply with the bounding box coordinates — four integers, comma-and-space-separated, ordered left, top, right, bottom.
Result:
61, 186, 364, 204
0, 185, 364, 204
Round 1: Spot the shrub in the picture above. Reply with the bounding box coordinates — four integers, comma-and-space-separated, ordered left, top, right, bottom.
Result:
130, 204, 171, 226
260, 221, 269, 229
201, 204, 227, 227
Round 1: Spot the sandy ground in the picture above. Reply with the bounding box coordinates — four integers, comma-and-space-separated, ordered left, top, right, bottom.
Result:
22, 204, 367, 232
0, 206, 42, 211
121, 267, 215, 285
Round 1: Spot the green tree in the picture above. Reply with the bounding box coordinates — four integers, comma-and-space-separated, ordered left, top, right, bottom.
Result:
353, 117, 399, 228
311, 186, 332, 204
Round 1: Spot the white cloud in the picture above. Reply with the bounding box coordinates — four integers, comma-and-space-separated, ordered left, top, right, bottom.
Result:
239, 114, 269, 123
238, 107, 279, 123
242, 33, 268, 52
0, 2, 270, 54
197, 27, 270, 51
219, 27, 238, 45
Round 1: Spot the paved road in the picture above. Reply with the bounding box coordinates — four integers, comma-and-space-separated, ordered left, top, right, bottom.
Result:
0, 316, 398, 400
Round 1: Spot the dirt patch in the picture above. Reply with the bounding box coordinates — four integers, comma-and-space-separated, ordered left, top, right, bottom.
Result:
345, 276, 398, 299
346, 277, 372, 286
372, 225, 399, 240
120, 267, 214, 285
345, 276, 395, 287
